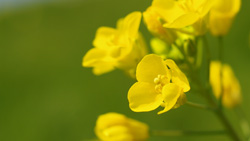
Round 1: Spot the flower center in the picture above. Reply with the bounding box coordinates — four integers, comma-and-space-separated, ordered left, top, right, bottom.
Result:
154, 74, 169, 93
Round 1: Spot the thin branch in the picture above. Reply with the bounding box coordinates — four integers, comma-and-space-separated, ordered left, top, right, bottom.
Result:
151, 129, 226, 137
218, 36, 224, 109
186, 101, 214, 111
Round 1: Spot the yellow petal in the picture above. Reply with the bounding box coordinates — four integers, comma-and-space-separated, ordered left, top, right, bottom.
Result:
165, 59, 190, 92
158, 83, 182, 114
163, 13, 199, 29
117, 11, 142, 39
128, 118, 149, 140
95, 112, 149, 141
209, 0, 241, 36
93, 64, 115, 75
198, 0, 215, 17
209, 12, 232, 36
212, 0, 241, 16
128, 82, 163, 112
95, 113, 127, 130
82, 48, 107, 67
209, 61, 221, 98
143, 7, 177, 44
152, 0, 186, 23
102, 126, 133, 141
82, 48, 115, 75
209, 61, 242, 108
152, 0, 184, 23
93, 27, 116, 48
136, 54, 167, 83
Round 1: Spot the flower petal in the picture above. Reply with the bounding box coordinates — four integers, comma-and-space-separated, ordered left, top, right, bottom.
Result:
93, 27, 116, 48
117, 11, 142, 39
128, 82, 163, 112
128, 118, 149, 140
209, 61, 221, 98
163, 13, 199, 29
83, 48, 107, 67
136, 54, 167, 83
92, 64, 115, 75
165, 59, 190, 92
152, 0, 185, 23
83, 48, 115, 75
158, 83, 182, 114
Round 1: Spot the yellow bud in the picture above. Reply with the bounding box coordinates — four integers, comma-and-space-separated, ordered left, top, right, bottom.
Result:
209, 0, 241, 36
95, 112, 149, 141
210, 61, 242, 108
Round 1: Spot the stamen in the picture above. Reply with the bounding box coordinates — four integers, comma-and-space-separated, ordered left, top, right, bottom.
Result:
154, 77, 160, 84
154, 74, 170, 93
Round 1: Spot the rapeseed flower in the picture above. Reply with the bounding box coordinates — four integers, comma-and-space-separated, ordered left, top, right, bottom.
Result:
128, 54, 190, 114
150, 0, 214, 35
95, 112, 149, 141
210, 61, 241, 108
209, 0, 241, 36
83, 11, 147, 76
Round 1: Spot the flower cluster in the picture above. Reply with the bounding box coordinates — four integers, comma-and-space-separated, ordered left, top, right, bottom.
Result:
83, 12, 147, 77
82, 0, 246, 140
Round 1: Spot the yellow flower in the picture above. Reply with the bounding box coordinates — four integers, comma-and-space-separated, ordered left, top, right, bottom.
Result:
143, 7, 177, 44
209, 0, 241, 36
210, 61, 241, 108
128, 54, 190, 114
95, 112, 149, 141
150, 0, 214, 35
82, 11, 147, 76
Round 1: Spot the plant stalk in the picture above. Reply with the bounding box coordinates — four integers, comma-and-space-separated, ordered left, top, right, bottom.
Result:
151, 130, 226, 137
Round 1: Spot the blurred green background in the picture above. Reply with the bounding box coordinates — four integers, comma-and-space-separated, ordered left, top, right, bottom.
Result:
0, 0, 250, 140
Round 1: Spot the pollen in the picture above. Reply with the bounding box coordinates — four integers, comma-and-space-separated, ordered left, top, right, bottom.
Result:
154, 74, 169, 93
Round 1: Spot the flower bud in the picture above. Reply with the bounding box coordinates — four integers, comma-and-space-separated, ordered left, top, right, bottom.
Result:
95, 112, 149, 141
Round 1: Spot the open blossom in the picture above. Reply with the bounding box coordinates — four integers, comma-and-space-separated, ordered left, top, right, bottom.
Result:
210, 61, 241, 108
209, 0, 241, 36
149, 0, 214, 35
128, 54, 190, 114
95, 112, 149, 141
82, 11, 147, 76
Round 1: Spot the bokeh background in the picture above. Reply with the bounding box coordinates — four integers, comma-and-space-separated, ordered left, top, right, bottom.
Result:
0, 0, 250, 140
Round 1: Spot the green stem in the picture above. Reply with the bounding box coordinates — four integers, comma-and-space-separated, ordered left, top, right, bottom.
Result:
202, 36, 211, 89
215, 109, 241, 141
173, 41, 194, 72
186, 101, 213, 111
192, 72, 241, 140
218, 36, 224, 109
193, 36, 241, 141
235, 107, 250, 140
151, 130, 226, 136
175, 35, 241, 140
192, 76, 241, 140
